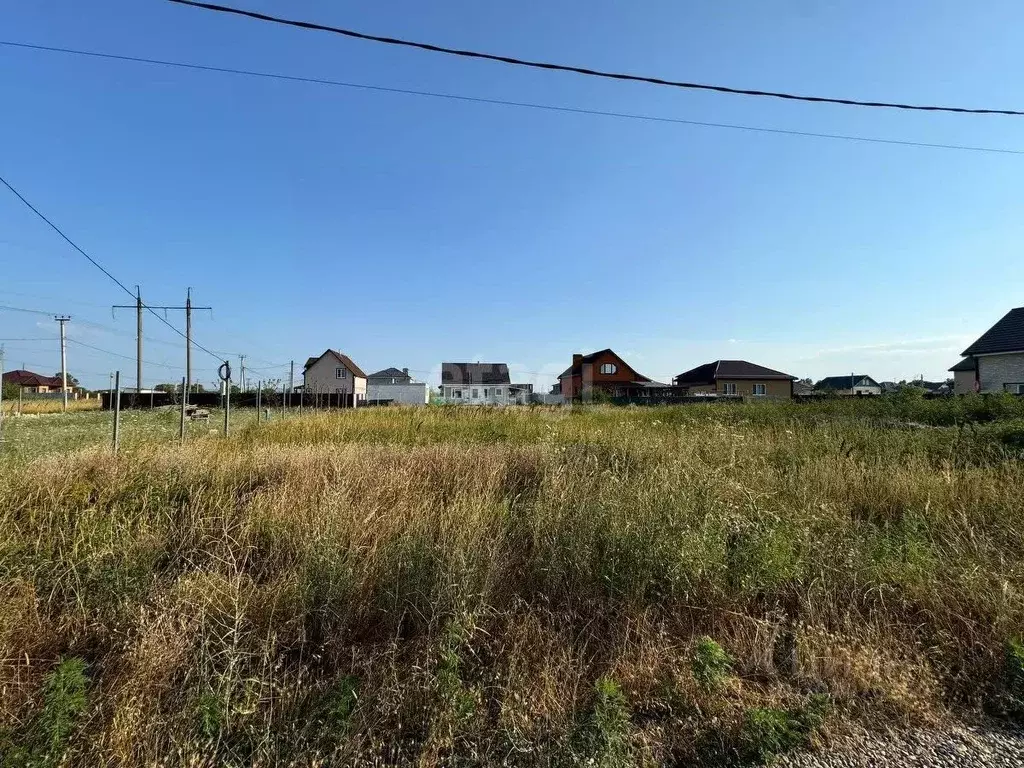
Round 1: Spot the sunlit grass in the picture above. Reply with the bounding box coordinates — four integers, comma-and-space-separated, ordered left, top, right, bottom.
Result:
1, 399, 1022, 765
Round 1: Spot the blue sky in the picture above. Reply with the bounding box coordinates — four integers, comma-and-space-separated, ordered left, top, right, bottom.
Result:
2, 0, 1023, 390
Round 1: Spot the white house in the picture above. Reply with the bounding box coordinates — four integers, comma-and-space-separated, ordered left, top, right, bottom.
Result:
814, 375, 882, 396
440, 362, 511, 405
952, 307, 1024, 394
302, 349, 367, 405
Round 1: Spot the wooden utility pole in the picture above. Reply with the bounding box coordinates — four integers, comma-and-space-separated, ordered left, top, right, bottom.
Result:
55, 315, 70, 412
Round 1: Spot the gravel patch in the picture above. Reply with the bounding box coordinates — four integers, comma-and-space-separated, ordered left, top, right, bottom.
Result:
779, 724, 1024, 767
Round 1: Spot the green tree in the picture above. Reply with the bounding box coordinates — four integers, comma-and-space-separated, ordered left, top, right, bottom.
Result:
53, 372, 81, 388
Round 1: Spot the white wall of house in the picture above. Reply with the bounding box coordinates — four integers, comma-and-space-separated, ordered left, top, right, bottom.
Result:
366, 382, 428, 405
441, 384, 511, 405
304, 355, 367, 398
978, 352, 1024, 393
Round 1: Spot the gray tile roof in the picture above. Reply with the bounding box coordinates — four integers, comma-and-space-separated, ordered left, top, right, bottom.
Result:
673, 360, 795, 385
816, 375, 881, 390
367, 367, 410, 381
441, 362, 510, 385
962, 307, 1024, 356
948, 357, 977, 373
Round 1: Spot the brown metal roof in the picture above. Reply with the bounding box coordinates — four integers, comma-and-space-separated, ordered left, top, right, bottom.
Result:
303, 350, 367, 378
2, 369, 65, 388
557, 349, 652, 382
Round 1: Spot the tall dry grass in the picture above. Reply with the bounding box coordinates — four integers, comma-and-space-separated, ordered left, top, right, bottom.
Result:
1, 403, 1023, 765
1, 397, 101, 416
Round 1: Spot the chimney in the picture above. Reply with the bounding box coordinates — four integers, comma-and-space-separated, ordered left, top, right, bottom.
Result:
402, 367, 408, 377
572, 354, 583, 369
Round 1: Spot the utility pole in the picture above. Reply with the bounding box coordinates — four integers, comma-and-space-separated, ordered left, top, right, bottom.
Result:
239, 354, 247, 393
186, 287, 192, 402
0, 344, 5, 441
55, 315, 70, 413
114, 289, 211, 404
289, 360, 294, 408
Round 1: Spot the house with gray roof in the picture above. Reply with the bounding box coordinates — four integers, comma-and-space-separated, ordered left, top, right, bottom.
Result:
815, 375, 882, 396
440, 362, 512, 405
672, 360, 796, 398
952, 306, 1024, 394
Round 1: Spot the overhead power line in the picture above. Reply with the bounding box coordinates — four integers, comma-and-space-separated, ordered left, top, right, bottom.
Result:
0, 173, 223, 362
168, 0, 1024, 117
3, 41, 1020, 157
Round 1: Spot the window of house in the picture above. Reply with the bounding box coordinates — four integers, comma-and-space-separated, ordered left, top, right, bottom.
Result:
495, 388, 502, 396
336, 367, 346, 379
1007, 383, 1024, 394
722, 383, 737, 395
453, 389, 462, 399
472, 388, 479, 398
483, 388, 490, 397
753, 383, 767, 396
599, 363, 617, 374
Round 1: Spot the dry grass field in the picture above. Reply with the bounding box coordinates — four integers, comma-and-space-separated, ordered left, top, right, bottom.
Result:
1, 396, 1023, 766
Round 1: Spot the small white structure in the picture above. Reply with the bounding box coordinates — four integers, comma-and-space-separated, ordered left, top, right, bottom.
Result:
302, 349, 367, 405
440, 362, 511, 405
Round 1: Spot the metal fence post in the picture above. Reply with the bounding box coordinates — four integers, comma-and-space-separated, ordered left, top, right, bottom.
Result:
179, 376, 186, 444
256, 380, 262, 422
112, 371, 121, 454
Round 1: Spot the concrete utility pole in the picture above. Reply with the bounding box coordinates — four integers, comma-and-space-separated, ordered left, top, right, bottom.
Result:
239, 354, 247, 393
0, 344, 5, 441
289, 360, 294, 408
55, 315, 70, 412
113, 288, 211, 402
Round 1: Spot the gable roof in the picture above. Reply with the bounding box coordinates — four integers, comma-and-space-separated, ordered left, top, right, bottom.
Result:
367, 367, 410, 380
442, 362, 510, 385
948, 357, 977, 373
674, 360, 795, 385
816, 375, 881, 390
557, 349, 652, 382
962, 307, 1024, 356
303, 350, 367, 378
2, 369, 64, 388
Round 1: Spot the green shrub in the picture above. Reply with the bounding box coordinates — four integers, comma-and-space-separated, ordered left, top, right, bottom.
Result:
4, 657, 91, 767
739, 695, 829, 764
573, 676, 633, 766
692, 637, 733, 691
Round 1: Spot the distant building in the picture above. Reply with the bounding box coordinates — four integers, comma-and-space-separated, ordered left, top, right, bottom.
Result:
2, 369, 70, 393
441, 363, 511, 404
673, 360, 796, 398
367, 367, 412, 384
815, 375, 882, 396
953, 307, 1024, 394
558, 349, 655, 398
302, 350, 367, 405
366, 366, 427, 405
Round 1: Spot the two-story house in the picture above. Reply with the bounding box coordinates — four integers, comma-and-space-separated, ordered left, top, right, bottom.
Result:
950, 307, 1024, 394
302, 349, 367, 405
441, 363, 511, 404
673, 360, 796, 398
366, 366, 428, 405
558, 349, 654, 398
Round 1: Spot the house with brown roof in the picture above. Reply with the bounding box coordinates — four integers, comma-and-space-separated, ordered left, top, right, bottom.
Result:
302, 350, 367, 404
951, 307, 1024, 394
558, 349, 658, 398
2, 369, 69, 394
441, 362, 511, 404
672, 360, 796, 398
